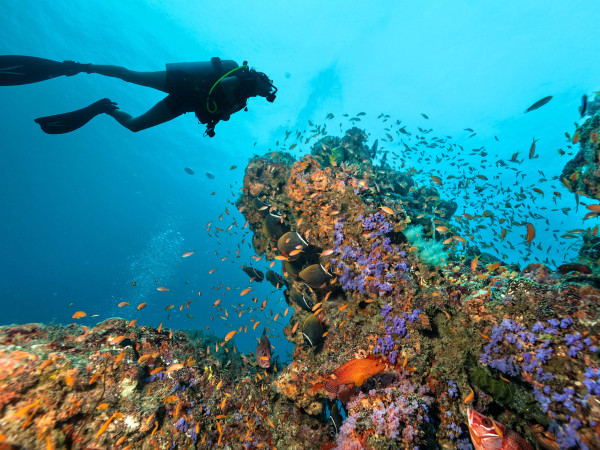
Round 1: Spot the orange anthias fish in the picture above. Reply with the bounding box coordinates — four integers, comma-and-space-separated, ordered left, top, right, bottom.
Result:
313, 355, 387, 394
256, 328, 271, 369
467, 407, 532, 450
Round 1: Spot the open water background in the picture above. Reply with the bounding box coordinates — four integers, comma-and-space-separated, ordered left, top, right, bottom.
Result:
1, 0, 599, 357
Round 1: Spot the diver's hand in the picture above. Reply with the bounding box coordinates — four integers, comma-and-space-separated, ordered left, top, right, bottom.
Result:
95, 98, 119, 115
99, 98, 119, 112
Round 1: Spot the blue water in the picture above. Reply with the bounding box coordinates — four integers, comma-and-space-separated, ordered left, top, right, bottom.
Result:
1, 0, 599, 358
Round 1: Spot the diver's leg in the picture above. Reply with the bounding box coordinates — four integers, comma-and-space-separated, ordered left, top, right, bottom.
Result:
108, 99, 180, 132
86, 64, 168, 92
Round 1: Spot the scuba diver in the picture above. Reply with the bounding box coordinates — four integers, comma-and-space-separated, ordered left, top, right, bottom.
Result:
0, 55, 277, 137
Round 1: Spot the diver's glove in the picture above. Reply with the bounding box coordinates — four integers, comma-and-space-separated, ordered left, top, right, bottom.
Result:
62, 61, 93, 76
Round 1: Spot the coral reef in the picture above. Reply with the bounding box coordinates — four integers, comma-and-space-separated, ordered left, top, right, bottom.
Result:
0, 319, 321, 449
561, 105, 600, 201
237, 126, 599, 449
1, 119, 599, 449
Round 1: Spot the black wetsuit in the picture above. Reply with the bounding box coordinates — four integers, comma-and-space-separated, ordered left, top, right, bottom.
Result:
163, 58, 248, 129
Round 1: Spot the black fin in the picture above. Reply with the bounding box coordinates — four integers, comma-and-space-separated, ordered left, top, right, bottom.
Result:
34, 99, 117, 134
0, 55, 77, 86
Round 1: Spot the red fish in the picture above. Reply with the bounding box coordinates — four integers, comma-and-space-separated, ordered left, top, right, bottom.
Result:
467, 407, 532, 450
312, 355, 387, 394
255, 328, 271, 368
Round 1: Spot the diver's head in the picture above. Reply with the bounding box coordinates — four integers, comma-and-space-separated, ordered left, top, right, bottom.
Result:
241, 65, 277, 102
256, 75, 273, 98
252, 71, 277, 102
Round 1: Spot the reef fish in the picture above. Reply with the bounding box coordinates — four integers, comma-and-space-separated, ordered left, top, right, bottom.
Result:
266, 270, 286, 288
580, 94, 588, 117
524, 96, 552, 113
299, 263, 331, 288
302, 313, 323, 346
242, 266, 264, 282
329, 400, 346, 434
277, 231, 308, 258
313, 355, 387, 394
556, 263, 592, 275
467, 407, 532, 450
256, 328, 271, 368
322, 399, 346, 434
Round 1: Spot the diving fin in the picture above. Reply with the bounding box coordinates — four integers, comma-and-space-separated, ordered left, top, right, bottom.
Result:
0, 55, 90, 86
34, 99, 118, 134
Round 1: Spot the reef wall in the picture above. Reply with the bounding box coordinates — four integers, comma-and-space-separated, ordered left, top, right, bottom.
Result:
561, 98, 600, 271
237, 127, 599, 448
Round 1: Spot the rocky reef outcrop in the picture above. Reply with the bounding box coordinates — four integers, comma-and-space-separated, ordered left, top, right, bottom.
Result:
237, 127, 599, 448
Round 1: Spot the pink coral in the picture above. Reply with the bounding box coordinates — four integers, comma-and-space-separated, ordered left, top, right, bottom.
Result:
335, 415, 363, 450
